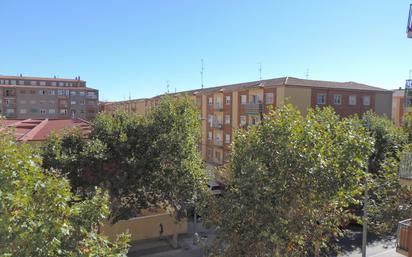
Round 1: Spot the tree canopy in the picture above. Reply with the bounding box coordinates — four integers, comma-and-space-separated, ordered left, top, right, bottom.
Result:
202, 105, 373, 257
42, 96, 208, 222
0, 130, 129, 257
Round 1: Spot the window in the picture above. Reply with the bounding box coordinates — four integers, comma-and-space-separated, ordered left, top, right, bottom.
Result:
49, 109, 56, 114
317, 93, 326, 105
363, 96, 370, 106
208, 114, 213, 125
18, 80, 25, 85
65, 90, 69, 96
20, 109, 27, 114
215, 151, 221, 162
20, 100, 27, 104
40, 81, 46, 86
240, 95, 247, 104
48, 90, 55, 95
208, 97, 213, 105
80, 109, 85, 114
349, 95, 357, 106
265, 93, 274, 104
208, 131, 213, 141
79, 99, 85, 105
51, 82, 57, 86
4, 80, 9, 84
70, 91, 76, 96
59, 82, 65, 86
251, 116, 260, 125
58, 90, 64, 96
251, 95, 259, 104
40, 109, 47, 114
10, 80, 16, 85
225, 115, 231, 124
207, 148, 212, 158
71, 100, 76, 105
240, 115, 247, 126
225, 95, 231, 105
60, 109, 68, 115
30, 81, 37, 86
225, 134, 231, 144
333, 94, 342, 105
6, 109, 15, 114
79, 91, 85, 96
39, 90, 46, 95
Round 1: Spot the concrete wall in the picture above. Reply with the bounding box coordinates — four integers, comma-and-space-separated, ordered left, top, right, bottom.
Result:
101, 212, 188, 242
284, 86, 312, 115
374, 92, 393, 119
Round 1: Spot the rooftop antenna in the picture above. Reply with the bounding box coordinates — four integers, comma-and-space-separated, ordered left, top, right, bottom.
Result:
258, 62, 262, 80
305, 69, 309, 80
129, 90, 131, 100
166, 80, 170, 93
409, 69, 412, 79
200, 59, 204, 89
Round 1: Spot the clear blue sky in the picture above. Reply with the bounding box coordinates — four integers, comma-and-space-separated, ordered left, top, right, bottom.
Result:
1, 0, 412, 101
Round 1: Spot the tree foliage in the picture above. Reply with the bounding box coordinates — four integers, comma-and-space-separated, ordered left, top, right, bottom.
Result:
42, 96, 208, 222
202, 105, 373, 257
0, 131, 129, 257
364, 111, 412, 234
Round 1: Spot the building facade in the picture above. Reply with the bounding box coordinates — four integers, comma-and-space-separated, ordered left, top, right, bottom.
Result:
0, 75, 99, 120
102, 77, 393, 166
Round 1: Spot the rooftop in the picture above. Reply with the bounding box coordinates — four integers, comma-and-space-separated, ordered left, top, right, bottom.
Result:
0, 118, 91, 141
0, 75, 85, 83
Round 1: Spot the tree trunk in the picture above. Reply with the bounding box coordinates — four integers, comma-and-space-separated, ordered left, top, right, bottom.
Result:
172, 222, 179, 248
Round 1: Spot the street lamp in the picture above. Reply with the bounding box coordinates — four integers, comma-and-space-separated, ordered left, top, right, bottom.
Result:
361, 117, 370, 257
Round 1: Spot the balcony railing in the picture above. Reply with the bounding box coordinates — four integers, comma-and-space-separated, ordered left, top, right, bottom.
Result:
396, 219, 410, 255
214, 139, 223, 147
212, 121, 223, 129
244, 103, 263, 115
214, 103, 223, 111
399, 152, 412, 180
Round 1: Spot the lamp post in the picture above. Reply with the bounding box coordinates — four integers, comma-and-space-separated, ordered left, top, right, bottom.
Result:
361, 117, 370, 257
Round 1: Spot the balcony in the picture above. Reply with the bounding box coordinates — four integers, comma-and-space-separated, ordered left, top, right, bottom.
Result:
399, 152, 412, 186
396, 219, 410, 256
214, 139, 223, 147
212, 120, 223, 129
213, 103, 223, 111
244, 103, 263, 115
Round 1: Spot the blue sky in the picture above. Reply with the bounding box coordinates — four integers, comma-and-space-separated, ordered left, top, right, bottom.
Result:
1, 0, 412, 101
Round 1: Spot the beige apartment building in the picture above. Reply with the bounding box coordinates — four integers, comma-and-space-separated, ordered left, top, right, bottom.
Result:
101, 77, 392, 166
0, 75, 99, 120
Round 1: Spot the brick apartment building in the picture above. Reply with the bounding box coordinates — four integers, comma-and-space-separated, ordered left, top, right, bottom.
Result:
0, 75, 99, 120
102, 77, 392, 166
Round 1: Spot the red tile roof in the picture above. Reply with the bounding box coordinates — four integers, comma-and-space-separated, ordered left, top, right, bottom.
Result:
0, 119, 91, 141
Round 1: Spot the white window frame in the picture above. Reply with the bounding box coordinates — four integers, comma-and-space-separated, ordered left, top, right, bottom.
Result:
362, 96, 370, 106
49, 109, 56, 114
208, 131, 213, 141
317, 93, 326, 105
224, 114, 231, 124
225, 134, 231, 144
240, 115, 247, 126
240, 95, 247, 104
265, 93, 274, 104
349, 95, 357, 106
333, 94, 342, 105
225, 95, 231, 105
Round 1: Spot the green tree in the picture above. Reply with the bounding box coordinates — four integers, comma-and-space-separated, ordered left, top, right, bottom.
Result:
42, 96, 208, 223
202, 105, 373, 257
363, 111, 412, 234
0, 130, 129, 257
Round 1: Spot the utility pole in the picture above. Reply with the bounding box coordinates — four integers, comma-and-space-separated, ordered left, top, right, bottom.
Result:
361, 118, 370, 257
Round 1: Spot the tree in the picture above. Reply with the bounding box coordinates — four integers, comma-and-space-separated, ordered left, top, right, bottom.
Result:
42, 96, 208, 223
201, 105, 373, 257
0, 130, 129, 256
363, 111, 412, 234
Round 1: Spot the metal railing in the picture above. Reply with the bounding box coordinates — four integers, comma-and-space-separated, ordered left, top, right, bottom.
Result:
214, 103, 223, 111
244, 103, 263, 115
399, 152, 412, 180
396, 219, 410, 254
212, 121, 223, 129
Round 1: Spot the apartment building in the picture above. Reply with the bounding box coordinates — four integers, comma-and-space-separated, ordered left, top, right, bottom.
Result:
102, 77, 392, 166
0, 75, 99, 120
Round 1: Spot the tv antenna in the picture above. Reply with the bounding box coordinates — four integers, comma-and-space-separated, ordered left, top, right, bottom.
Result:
166, 80, 170, 93
200, 59, 205, 89
305, 69, 310, 79
409, 69, 412, 80
258, 62, 262, 80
